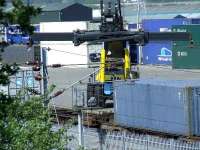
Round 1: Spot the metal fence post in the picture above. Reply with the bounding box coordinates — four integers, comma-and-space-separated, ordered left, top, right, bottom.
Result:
122, 132, 126, 150
146, 135, 149, 150
98, 128, 103, 150
78, 111, 84, 147
71, 86, 74, 107
170, 139, 174, 150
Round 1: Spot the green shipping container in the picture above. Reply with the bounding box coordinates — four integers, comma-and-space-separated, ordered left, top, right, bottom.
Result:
172, 25, 200, 46
172, 25, 200, 69
173, 45, 200, 69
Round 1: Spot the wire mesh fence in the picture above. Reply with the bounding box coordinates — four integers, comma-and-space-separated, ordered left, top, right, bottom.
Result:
65, 126, 200, 150
0, 68, 42, 100
104, 132, 200, 150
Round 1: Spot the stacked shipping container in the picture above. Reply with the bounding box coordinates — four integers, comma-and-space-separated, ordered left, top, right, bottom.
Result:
129, 18, 200, 66
141, 19, 190, 65
114, 79, 200, 136
172, 25, 200, 69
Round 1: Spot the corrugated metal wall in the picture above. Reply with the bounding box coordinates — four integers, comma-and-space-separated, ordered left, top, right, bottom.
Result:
114, 79, 200, 136
172, 25, 200, 69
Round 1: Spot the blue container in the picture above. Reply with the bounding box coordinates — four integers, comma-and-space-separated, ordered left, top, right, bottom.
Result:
114, 79, 200, 136
191, 18, 200, 24
142, 41, 172, 65
142, 19, 190, 32
142, 19, 190, 65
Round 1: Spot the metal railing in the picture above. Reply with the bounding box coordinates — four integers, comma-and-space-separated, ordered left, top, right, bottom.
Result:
66, 127, 200, 150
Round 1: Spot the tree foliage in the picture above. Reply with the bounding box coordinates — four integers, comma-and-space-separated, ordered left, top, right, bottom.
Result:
0, 1, 68, 149
3, 0, 41, 34
0, 94, 68, 150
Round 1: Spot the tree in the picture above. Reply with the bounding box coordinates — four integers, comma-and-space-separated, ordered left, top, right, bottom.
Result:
1, 93, 68, 150
4, 0, 41, 34
0, 0, 68, 149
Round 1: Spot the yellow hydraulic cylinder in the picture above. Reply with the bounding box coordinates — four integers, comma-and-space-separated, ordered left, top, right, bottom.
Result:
124, 48, 131, 79
96, 48, 105, 83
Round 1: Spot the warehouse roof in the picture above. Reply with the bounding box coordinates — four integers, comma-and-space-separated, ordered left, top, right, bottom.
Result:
31, 3, 92, 23
60, 3, 92, 21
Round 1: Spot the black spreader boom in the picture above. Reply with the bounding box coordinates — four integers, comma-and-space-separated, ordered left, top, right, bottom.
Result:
31, 31, 191, 46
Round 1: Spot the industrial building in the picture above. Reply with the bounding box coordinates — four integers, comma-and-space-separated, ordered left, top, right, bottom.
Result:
2, 0, 200, 149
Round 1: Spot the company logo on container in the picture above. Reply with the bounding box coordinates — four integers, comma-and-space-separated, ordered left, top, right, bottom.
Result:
157, 47, 172, 62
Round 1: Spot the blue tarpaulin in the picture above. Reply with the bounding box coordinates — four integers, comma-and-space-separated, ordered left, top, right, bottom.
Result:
6, 25, 39, 44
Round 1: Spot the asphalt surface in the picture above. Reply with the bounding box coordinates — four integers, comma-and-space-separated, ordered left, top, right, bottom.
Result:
140, 65, 200, 80
48, 67, 95, 108
48, 65, 200, 109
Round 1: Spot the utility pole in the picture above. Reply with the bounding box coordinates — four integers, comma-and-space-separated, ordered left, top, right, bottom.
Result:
137, 0, 141, 30
41, 48, 48, 105
137, 0, 143, 64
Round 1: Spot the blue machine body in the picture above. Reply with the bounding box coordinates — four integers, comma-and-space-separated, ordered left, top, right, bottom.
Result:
104, 82, 113, 95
